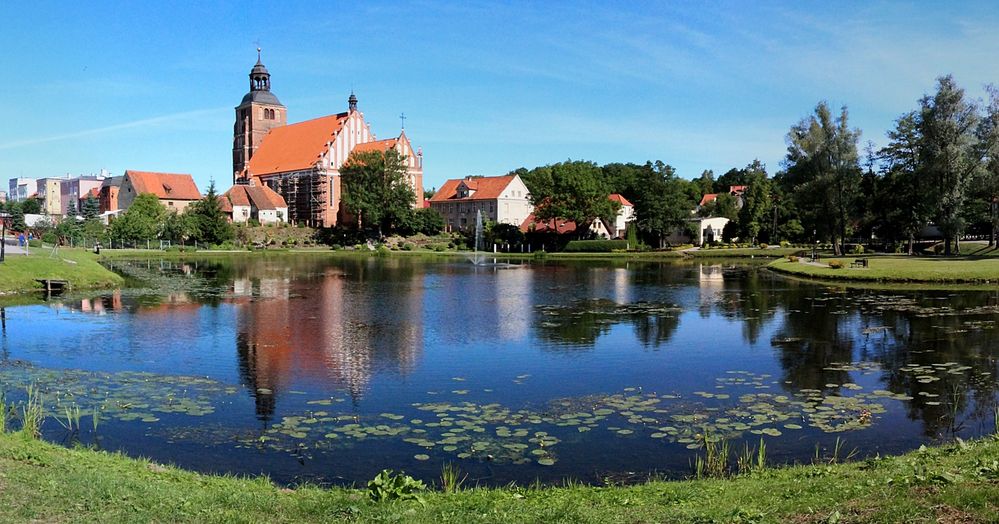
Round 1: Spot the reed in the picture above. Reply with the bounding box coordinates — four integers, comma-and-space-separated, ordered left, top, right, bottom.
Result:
20, 385, 45, 439
440, 462, 467, 493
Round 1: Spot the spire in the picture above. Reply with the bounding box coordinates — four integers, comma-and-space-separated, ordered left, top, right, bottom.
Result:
348, 90, 358, 112
249, 48, 271, 92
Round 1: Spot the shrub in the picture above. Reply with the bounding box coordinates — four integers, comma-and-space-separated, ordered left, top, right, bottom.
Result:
828, 260, 844, 269
402, 242, 415, 251
28, 239, 42, 248
375, 245, 391, 257
563, 239, 629, 252
780, 240, 790, 248
367, 469, 425, 503
41, 232, 58, 245
429, 243, 448, 252
759, 243, 768, 249
851, 244, 865, 255
788, 255, 798, 263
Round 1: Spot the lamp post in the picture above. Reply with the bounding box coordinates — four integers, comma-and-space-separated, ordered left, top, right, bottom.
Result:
0, 212, 9, 263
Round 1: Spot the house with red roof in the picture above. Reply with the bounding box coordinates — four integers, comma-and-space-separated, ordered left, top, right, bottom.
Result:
429, 175, 532, 232
119, 170, 202, 212
520, 194, 634, 239
233, 52, 423, 227
698, 185, 748, 209
220, 183, 289, 224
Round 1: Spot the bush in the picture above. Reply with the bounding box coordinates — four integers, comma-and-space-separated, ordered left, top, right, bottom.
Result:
851, 244, 865, 255
563, 239, 629, 252
28, 239, 42, 248
828, 260, 844, 269
41, 232, 58, 245
787, 255, 799, 262
402, 242, 415, 251
780, 240, 790, 248
429, 243, 448, 252
367, 469, 425, 503
759, 243, 768, 249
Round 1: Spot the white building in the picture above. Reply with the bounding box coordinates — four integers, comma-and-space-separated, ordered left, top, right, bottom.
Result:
429, 175, 533, 232
607, 194, 634, 238
7, 178, 36, 202
220, 183, 289, 224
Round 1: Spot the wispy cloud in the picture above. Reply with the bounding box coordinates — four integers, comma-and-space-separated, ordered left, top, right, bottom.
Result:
0, 107, 229, 151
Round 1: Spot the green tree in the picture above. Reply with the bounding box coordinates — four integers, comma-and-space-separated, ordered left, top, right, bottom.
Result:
698, 192, 739, 220
163, 210, 197, 246
736, 160, 772, 244
341, 149, 416, 237
917, 75, 981, 255
781, 101, 862, 255
878, 112, 931, 254
82, 195, 100, 220
976, 85, 999, 246
109, 193, 165, 246
187, 180, 233, 246
66, 199, 79, 218
21, 198, 41, 215
526, 160, 618, 237
632, 162, 693, 248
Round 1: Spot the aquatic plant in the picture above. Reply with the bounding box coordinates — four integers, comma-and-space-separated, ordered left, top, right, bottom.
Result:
0, 391, 8, 433
737, 438, 767, 475
20, 385, 45, 439
815, 437, 858, 465
693, 428, 730, 479
439, 462, 466, 493
55, 404, 82, 433
367, 469, 426, 503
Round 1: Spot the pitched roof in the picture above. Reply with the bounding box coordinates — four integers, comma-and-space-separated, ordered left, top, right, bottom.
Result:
222, 184, 287, 211
351, 138, 398, 155
247, 113, 348, 175
218, 195, 232, 213
519, 213, 579, 234
125, 171, 201, 201
84, 187, 100, 199
608, 194, 633, 207
699, 193, 719, 207
430, 175, 516, 202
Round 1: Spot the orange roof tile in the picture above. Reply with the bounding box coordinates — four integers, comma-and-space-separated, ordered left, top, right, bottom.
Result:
520, 213, 578, 234
125, 170, 201, 201
430, 175, 516, 202
223, 184, 287, 211
247, 113, 348, 175
352, 138, 398, 155
699, 193, 719, 207
218, 195, 233, 213
608, 194, 633, 207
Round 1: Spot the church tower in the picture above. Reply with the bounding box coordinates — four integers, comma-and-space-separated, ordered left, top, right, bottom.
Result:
232, 49, 286, 183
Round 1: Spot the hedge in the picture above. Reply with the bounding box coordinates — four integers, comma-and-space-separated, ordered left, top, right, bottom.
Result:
563, 240, 629, 252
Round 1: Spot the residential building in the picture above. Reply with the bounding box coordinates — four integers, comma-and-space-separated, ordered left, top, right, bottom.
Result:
60, 175, 106, 215
99, 176, 123, 213
7, 178, 36, 202
429, 175, 533, 232
119, 170, 201, 212
698, 185, 747, 209
0, 191, 6, 204
520, 194, 634, 239
220, 183, 288, 224
36, 177, 65, 216
235, 51, 423, 227
607, 194, 634, 238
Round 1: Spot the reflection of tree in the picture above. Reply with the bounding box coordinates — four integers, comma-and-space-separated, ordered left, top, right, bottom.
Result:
535, 299, 681, 349
770, 285, 855, 391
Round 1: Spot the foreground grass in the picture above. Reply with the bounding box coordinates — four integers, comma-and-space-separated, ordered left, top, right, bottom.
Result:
1, 433, 997, 523
770, 256, 999, 284
0, 248, 123, 294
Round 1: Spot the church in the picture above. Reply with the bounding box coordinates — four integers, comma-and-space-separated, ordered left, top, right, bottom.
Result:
232, 50, 424, 227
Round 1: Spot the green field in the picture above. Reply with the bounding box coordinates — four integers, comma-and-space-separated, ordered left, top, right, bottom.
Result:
0, 431, 997, 523
769, 256, 999, 284
0, 248, 124, 294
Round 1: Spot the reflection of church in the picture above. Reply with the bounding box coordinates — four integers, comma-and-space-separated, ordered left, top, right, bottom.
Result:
233, 261, 424, 420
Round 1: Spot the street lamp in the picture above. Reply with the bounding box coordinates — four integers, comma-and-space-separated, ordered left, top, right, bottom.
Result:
0, 212, 9, 263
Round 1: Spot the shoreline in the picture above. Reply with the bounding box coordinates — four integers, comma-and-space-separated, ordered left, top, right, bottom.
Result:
768, 256, 999, 285
0, 430, 996, 522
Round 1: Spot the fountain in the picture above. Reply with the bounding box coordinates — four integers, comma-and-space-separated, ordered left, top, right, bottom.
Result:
467, 210, 518, 268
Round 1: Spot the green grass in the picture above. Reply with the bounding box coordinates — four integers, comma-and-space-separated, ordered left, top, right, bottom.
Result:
0, 248, 124, 294
689, 247, 800, 258
1, 432, 997, 523
770, 256, 999, 284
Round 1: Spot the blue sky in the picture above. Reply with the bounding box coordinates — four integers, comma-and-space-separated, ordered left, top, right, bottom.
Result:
2, 1, 999, 192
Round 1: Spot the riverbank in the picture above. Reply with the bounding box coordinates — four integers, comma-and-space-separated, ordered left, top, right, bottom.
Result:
769, 256, 999, 284
1, 432, 997, 522
0, 249, 124, 294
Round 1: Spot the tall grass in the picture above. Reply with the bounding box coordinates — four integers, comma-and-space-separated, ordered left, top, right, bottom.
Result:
0, 391, 8, 434
20, 385, 45, 439
815, 437, 858, 465
737, 438, 767, 475
440, 462, 467, 493
693, 428, 730, 479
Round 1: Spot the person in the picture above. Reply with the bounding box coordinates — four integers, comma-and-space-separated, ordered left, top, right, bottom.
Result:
94, 242, 101, 255
18, 233, 24, 247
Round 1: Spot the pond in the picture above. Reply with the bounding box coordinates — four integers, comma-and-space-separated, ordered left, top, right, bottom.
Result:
1, 255, 998, 486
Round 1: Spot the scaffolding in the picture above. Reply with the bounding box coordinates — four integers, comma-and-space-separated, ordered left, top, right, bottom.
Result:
267, 167, 328, 227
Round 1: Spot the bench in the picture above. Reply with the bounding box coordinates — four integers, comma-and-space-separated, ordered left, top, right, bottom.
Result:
850, 258, 869, 268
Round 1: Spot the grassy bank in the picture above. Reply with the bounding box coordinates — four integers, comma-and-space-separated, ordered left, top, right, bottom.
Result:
1, 432, 997, 523
0, 248, 124, 294
769, 256, 999, 284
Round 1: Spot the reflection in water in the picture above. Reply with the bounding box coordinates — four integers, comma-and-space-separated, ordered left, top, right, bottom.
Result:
17, 256, 999, 484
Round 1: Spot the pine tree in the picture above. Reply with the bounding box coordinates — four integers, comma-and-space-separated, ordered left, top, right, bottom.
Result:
189, 180, 233, 246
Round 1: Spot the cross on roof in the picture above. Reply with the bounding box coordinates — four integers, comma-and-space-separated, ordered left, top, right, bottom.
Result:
400, 113, 406, 131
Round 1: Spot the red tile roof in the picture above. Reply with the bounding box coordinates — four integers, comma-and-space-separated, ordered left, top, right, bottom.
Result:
218, 195, 233, 213
520, 213, 578, 234
352, 138, 398, 155
84, 187, 100, 199
699, 193, 719, 207
608, 194, 633, 207
125, 170, 201, 201
430, 175, 516, 202
223, 184, 287, 211
247, 113, 348, 175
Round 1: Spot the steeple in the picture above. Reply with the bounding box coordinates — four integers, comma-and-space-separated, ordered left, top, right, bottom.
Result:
249, 47, 271, 92
348, 91, 358, 112
233, 48, 286, 184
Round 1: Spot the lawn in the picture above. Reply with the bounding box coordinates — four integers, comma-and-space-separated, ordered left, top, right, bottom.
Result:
0, 430, 997, 523
769, 256, 999, 284
0, 248, 123, 294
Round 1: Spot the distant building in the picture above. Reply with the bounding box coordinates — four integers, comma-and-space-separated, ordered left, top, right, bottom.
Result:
36, 177, 65, 216
520, 194, 634, 239
0, 191, 6, 204
119, 170, 201, 212
429, 174, 533, 232
698, 185, 747, 209
60, 176, 105, 215
220, 183, 288, 224
99, 176, 123, 213
7, 178, 35, 202
234, 51, 424, 227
